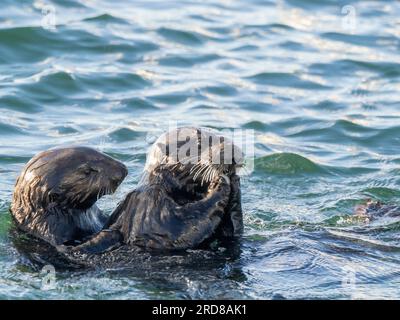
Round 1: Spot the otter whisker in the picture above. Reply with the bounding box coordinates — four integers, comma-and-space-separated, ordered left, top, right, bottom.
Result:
189, 162, 201, 174
208, 165, 217, 182
201, 168, 209, 186
209, 166, 218, 183
208, 166, 217, 183
202, 166, 211, 185
194, 164, 210, 183
96, 187, 102, 201
189, 159, 209, 174
201, 165, 214, 186
189, 163, 204, 179
191, 165, 204, 181
191, 163, 203, 179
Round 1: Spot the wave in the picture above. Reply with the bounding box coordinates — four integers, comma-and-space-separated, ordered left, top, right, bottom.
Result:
108, 128, 143, 142
0, 123, 25, 136
321, 32, 399, 50
309, 59, 400, 78
158, 53, 220, 67
157, 27, 205, 46
18, 70, 150, 99
120, 97, 159, 111
361, 187, 400, 202
255, 153, 326, 175
245, 72, 331, 90
82, 13, 130, 25
0, 26, 53, 64
0, 95, 42, 114
0, 155, 31, 164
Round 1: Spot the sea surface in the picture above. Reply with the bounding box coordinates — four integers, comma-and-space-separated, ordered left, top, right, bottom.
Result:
1, 0, 400, 299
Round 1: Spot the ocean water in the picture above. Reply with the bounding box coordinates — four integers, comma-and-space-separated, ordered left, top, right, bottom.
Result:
1, 0, 400, 299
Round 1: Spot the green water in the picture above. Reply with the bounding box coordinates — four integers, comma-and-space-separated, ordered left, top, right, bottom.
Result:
1, 0, 400, 299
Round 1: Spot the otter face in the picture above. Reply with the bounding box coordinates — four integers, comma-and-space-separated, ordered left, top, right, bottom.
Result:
143, 127, 244, 204
16, 147, 128, 211
144, 127, 244, 185
192, 137, 244, 185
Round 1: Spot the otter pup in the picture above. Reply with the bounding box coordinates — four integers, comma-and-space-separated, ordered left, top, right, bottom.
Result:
10, 147, 128, 246
68, 127, 244, 254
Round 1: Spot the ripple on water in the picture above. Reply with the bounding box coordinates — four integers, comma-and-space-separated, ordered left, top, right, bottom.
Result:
242, 120, 270, 131
255, 153, 326, 175
0, 123, 25, 136
321, 32, 399, 51
158, 53, 220, 67
0, 155, 31, 165
36, 71, 81, 95
309, 59, 400, 79
108, 128, 144, 142
157, 27, 205, 46
50, 125, 80, 136
0, 27, 53, 64
245, 72, 331, 90
361, 187, 400, 202
76, 72, 151, 93
119, 97, 159, 111
203, 84, 238, 97
0, 95, 42, 114
307, 100, 347, 112
283, 119, 384, 146
15, 70, 151, 103
148, 91, 192, 105
82, 13, 131, 25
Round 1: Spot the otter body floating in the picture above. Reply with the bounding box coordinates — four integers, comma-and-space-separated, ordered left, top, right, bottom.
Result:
11, 128, 244, 267
68, 127, 244, 255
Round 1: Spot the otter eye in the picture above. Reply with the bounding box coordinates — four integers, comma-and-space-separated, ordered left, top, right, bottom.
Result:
82, 166, 98, 175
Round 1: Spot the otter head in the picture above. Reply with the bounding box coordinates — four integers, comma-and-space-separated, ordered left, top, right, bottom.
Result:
189, 132, 244, 185
12, 147, 128, 216
143, 127, 244, 201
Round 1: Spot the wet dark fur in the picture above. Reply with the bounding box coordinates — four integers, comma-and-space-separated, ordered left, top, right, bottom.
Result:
10, 147, 127, 246
61, 128, 244, 257
12, 225, 241, 271
69, 172, 234, 254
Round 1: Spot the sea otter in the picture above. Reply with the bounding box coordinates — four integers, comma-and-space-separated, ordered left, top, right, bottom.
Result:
354, 199, 400, 221
64, 127, 244, 254
10, 147, 128, 246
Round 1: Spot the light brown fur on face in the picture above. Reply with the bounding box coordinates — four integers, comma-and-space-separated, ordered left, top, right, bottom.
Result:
142, 127, 244, 185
